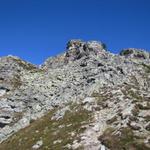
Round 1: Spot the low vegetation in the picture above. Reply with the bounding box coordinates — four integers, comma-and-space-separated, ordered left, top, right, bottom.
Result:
0, 104, 91, 150
99, 127, 149, 150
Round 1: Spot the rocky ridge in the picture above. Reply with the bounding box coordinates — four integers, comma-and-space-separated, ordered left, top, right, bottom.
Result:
0, 40, 150, 150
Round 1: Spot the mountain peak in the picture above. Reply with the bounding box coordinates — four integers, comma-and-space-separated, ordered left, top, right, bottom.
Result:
65, 40, 107, 60
0, 40, 150, 150
43, 40, 108, 69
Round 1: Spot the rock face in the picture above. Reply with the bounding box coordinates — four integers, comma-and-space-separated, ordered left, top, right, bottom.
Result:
0, 40, 150, 150
65, 40, 107, 61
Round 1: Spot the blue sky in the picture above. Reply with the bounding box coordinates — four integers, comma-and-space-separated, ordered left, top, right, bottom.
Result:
0, 0, 150, 64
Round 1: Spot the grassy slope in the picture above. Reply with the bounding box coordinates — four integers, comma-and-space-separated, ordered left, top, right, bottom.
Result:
99, 127, 150, 150
0, 105, 91, 150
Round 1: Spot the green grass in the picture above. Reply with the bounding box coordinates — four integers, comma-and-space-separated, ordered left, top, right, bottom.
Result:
99, 127, 150, 150
0, 105, 91, 150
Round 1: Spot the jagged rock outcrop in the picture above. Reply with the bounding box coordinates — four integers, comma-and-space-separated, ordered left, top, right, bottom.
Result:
65, 40, 107, 61
0, 40, 150, 150
43, 40, 108, 69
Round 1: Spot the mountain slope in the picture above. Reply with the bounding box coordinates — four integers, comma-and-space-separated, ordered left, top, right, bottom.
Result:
0, 40, 150, 150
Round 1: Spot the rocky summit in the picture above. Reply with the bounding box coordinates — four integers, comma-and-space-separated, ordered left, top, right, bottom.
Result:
0, 40, 150, 150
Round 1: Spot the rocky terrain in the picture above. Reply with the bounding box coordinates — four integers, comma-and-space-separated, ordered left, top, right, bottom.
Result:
0, 40, 150, 150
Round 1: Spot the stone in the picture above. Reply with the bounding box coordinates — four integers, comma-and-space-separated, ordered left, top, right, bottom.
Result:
32, 103, 41, 112
100, 145, 106, 150
0, 89, 7, 97
65, 40, 107, 62
129, 122, 141, 130
0, 39, 150, 150
53, 139, 62, 144
82, 97, 95, 105
51, 106, 70, 120
145, 122, 150, 131
32, 140, 43, 149
120, 48, 150, 59
92, 123, 100, 132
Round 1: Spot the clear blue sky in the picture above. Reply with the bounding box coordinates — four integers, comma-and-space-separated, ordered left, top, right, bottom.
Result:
0, 0, 150, 64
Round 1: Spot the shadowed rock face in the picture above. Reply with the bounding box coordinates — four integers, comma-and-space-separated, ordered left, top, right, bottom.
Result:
0, 40, 150, 150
